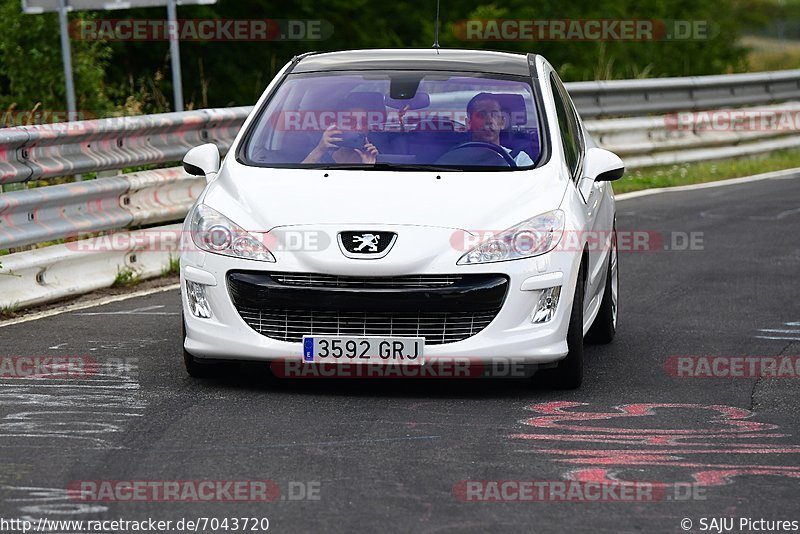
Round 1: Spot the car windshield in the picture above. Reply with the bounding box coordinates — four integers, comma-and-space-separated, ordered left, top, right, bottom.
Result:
240, 71, 543, 170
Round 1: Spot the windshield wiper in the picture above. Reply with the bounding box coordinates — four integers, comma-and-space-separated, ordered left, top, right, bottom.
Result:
308, 162, 462, 172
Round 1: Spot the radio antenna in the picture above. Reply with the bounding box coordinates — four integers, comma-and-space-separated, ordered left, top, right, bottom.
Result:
432, 0, 441, 49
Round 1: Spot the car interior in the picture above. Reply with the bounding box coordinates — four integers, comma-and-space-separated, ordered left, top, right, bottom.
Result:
247, 84, 541, 168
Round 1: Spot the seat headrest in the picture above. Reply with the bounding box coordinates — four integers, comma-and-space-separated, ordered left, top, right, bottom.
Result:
490, 93, 528, 126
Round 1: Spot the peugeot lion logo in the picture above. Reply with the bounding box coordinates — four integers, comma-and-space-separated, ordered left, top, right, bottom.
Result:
338, 231, 397, 259
352, 233, 381, 252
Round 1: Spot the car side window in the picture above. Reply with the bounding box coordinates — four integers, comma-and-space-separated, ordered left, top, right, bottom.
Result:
559, 78, 586, 174
549, 73, 583, 180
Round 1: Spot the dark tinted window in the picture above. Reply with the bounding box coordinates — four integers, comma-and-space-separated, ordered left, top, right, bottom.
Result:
240, 71, 544, 170
550, 73, 583, 178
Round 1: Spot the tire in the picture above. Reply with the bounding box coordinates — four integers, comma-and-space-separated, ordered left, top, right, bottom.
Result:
534, 266, 585, 389
182, 318, 230, 379
586, 227, 618, 345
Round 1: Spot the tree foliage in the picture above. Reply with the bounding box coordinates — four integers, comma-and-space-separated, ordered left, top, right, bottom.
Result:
0, 0, 755, 115
0, 0, 113, 116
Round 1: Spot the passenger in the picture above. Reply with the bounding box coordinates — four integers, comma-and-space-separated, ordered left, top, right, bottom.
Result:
303, 97, 379, 164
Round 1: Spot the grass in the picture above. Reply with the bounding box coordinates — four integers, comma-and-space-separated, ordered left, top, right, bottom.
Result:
615, 149, 800, 194
743, 35, 800, 72
161, 255, 180, 277
112, 266, 142, 288
0, 302, 20, 320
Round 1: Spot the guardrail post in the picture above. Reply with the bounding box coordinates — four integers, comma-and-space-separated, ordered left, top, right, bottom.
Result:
57, 0, 78, 122
167, 0, 185, 112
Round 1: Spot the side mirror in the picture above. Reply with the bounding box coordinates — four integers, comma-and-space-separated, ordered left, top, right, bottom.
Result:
584, 147, 624, 182
183, 144, 220, 183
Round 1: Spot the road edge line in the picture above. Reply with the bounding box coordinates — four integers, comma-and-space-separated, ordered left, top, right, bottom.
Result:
616, 166, 800, 201
0, 283, 181, 328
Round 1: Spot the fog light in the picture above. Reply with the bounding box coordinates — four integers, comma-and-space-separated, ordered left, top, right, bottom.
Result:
532, 286, 561, 323
186, 281, 212, 318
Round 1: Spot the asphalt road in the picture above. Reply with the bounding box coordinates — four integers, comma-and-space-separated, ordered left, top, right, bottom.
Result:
1, 174, 799, 534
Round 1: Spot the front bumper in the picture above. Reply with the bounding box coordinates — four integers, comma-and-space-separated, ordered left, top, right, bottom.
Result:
181, 246, 581, 365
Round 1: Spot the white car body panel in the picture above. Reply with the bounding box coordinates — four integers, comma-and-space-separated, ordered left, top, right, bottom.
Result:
181, 50, 619, 367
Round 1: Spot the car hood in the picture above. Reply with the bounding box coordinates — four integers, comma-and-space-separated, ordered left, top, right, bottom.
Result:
201, 161, 568, 234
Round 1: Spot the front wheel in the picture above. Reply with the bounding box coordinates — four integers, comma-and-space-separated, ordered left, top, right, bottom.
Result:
586, 227, 618, 344
534, 266, 585, 389
182, 319, 231, 378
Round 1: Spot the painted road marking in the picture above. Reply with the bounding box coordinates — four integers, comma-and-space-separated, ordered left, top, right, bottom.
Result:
512, 402, 800, 492
75, 305, 180, 316
749, 206, 800, 220
0, 358, 145, 518
753, 321, 800, 342
0, 284, 180, 328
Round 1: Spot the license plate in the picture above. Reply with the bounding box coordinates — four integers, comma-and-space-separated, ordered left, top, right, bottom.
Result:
302, 336, 424, 365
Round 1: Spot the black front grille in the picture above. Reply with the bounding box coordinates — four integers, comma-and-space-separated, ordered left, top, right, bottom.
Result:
272, 273, 463, 288
228, 272, 508, 345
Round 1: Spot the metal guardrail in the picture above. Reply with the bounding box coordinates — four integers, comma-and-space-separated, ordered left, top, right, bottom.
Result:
0, 107, 249, 185
5, 69, 800, 186
569, 69, 800, 118
3, 69, 800, 310
588, 101, 800, 167
0, 225, 181, 309
0, 168, 203, 250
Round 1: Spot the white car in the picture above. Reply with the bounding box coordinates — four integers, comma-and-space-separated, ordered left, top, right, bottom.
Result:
180, 49, 623, 388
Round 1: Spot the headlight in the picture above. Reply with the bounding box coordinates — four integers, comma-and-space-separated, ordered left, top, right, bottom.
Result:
190, 204, 276, 262
457, 210, 565, 265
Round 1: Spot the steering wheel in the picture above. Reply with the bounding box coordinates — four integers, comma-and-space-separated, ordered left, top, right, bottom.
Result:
439, 141, 517, 167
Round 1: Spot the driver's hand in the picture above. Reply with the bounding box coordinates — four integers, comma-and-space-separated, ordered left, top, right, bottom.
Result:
302, 124, 344, 163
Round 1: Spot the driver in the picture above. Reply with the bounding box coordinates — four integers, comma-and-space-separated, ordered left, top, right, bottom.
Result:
466, 92, 534, 167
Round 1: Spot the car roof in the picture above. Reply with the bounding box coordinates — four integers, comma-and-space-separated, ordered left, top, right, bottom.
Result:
293, 48, 534, 76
